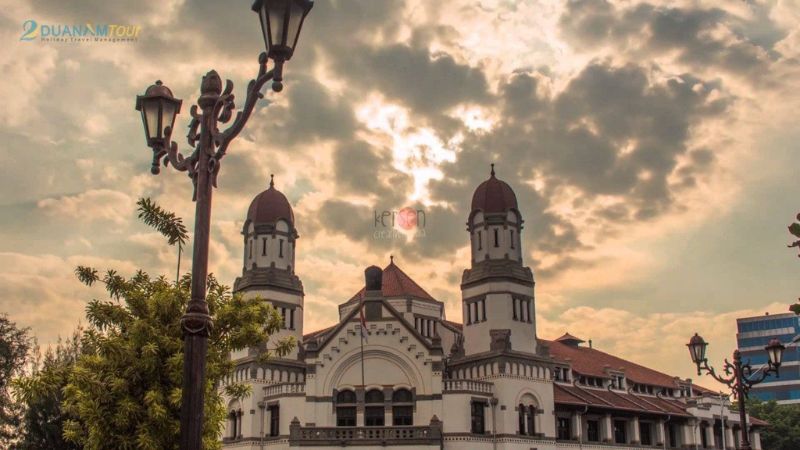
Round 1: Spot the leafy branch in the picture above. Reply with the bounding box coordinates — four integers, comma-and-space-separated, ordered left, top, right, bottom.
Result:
137, 197, 189, 284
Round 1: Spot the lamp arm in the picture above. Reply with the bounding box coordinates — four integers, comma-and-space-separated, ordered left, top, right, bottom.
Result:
742, 362, 778, 388
698, 359, 736, 387
213, 52, 275, 161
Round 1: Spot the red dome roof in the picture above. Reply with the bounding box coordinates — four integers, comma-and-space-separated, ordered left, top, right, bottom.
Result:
246, 176, 294, 225
471, 164, 518, 213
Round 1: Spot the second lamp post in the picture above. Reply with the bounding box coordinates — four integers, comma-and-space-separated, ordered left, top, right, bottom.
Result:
687, 333, 785, 450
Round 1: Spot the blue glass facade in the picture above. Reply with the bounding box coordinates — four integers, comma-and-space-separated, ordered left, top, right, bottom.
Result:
736, 313, 800, 404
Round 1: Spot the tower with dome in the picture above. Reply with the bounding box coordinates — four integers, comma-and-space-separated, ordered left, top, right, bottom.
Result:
221, 168, 766, 450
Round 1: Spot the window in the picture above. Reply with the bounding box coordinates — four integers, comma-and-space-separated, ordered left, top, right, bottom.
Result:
557, 417, 571, 440
587, 420, 599, 442
262, 238, 267, 255
280, 308, 286, 329
700, 424, 708, 448
365, 389, 385, 426
481, 300, 486, 323
517, 399, 536, 436
510, 230, 515, 249
289, 308, 295, 330
268, 404, 279, 437
279, 239, 284, 257
668, 424, 678, 448
392, 389, 413, 426
229, 411, 238, 438
335, 390, 356, 427
614, 420, 627, 444
477, 231, 482, 250
513, 298, 518, 320
640, 422, 652, 445
494, 228, 499, 247
470, 401, 485, 434
526, 405, 535, 436
249, 240, 253, 258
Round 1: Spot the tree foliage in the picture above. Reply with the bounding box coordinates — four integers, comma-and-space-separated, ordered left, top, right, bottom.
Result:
137, 197, 189, 283
59, 269, 293, 450
12, 331, 83, 450
746, 398, 800, 450
0, 314, 32, 447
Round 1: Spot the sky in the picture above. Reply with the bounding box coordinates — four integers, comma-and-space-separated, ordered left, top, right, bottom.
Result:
1, 0, 799, 391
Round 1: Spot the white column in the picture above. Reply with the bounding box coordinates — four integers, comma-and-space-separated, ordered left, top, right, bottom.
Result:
602, 414, 613, 443
630, 416, 640, 444
571, 412, 582, 441
725, 426, 735, 449
707, 423, 716, 448
654, 419, 665, 446
751, 430, 762, 450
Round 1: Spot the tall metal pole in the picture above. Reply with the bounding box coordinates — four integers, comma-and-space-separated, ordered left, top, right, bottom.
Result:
719, 392, 726, 450
733, 351, 752, 450
179, 77, 218, 450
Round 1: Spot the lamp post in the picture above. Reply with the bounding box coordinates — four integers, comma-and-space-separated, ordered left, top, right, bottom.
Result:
135, 1, 313, 449
686, 333, 785, 450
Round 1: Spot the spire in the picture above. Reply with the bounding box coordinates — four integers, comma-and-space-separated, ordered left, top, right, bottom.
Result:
490, 163, 495, 177
390, 255, 394, 265
269, 173, 275, 188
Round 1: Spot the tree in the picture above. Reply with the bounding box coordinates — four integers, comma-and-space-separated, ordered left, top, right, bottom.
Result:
61, 268, 292, 450
0, 314, 32, 447
12, 330, 83, 449
746, 398, 800, 450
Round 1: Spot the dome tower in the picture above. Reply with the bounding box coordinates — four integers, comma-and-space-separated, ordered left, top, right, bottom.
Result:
461, 165, 537, 355
234, 175, 304, 358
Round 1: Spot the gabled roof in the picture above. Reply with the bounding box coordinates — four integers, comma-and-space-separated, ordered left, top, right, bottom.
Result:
546, 339, 683, 388
346, 260, 437, 303
555, 332, 585, 346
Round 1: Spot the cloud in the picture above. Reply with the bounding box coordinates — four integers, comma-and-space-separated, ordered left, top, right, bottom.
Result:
37, 189, 135, 225
559, 1, 779, 83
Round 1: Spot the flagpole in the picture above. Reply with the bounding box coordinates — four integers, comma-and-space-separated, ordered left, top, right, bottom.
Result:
360, 299, 366, 387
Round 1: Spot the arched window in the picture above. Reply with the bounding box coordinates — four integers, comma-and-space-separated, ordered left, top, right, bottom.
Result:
229, 410, 238, 438
518, 395, 537, 436
365, 389, 385, 426
392, 389, 413, 426
335, 390, 356, 427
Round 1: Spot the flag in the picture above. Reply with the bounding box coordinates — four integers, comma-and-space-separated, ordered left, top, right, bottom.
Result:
359, 301, 368, 344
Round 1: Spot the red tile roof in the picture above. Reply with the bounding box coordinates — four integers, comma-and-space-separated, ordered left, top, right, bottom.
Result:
546, 339, 683, 388
554, 384, 692, 417
347, 261, 436, 302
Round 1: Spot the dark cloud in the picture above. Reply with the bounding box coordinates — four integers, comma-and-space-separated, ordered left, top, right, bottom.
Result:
559, 0, 778, 83
424, 61, 731, 277
332, 140, 411, 206
336, 43, 490, 117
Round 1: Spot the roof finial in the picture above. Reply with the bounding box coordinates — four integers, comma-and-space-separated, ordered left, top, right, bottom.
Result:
490, 163, 495, 177
390, 255, 394, 264
269, 173, 274, 188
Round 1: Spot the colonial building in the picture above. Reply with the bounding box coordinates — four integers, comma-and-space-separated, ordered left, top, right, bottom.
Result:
221, 168, 766, 449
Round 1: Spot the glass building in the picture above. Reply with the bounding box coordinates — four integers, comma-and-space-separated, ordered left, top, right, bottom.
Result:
736, 312, 800, 404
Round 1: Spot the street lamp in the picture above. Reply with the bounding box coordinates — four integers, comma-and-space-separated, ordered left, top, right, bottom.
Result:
135, 1, 313, 449
686, 333, 785, 450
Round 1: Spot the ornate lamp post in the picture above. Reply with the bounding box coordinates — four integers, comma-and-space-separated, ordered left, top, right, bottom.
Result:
686, 333, 785, 450
135, 1, 313, 449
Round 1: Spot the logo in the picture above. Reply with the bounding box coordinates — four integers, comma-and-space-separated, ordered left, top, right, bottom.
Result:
374, 207, 427, 240
20, 20, 142, 43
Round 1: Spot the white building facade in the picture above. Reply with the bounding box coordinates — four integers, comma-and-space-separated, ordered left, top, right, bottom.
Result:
221, 169, 765, 449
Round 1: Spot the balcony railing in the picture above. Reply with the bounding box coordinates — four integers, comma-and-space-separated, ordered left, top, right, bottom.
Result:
289, 417, 443, 446
442, 378, 494, 394
263, 382, 305, 397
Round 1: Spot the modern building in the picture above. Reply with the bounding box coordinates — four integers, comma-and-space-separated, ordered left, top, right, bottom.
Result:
221, 168, 766, 449
737, 312, 800, 404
